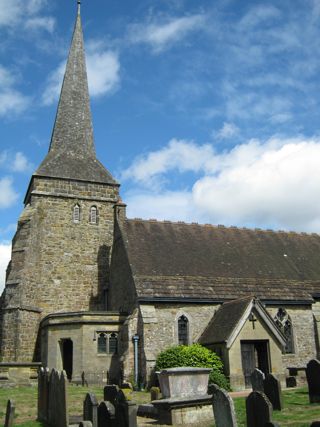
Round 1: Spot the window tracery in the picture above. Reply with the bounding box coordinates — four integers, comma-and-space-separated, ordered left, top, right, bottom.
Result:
274, 308, 294, 353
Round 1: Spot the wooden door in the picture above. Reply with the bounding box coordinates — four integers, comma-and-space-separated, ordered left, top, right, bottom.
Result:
241, 342, 255, 387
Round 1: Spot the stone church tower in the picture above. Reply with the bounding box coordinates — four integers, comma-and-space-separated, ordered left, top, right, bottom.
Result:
0, 4, 120, 363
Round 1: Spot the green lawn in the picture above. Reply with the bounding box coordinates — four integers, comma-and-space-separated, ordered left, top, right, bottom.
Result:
0, 385, 319, 426
234, 387, 320, 427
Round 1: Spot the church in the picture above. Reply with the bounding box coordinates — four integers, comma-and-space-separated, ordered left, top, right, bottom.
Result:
1, 4, 320, 391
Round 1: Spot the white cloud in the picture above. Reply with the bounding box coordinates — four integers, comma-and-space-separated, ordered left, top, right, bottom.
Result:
216, 122, 240, 140
0, 0, 52, 31
128, 14, 206, 52
42, 45, 120, 106
25, 16, 55, 33
239, 5, 281, 29
11, 152, 33, 173
0, 242, 11, 293
0, 177, 19, 209
0, 65, 30, 116
123, 137, 320, 232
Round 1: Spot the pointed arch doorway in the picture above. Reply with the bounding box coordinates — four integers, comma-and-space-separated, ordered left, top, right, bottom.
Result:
60, 339, 73, 380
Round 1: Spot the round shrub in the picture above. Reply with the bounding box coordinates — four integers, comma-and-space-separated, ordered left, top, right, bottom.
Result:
155, 343, 230, 391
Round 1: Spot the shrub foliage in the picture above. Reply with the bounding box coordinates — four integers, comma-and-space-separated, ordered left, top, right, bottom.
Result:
155, 343, 230, 390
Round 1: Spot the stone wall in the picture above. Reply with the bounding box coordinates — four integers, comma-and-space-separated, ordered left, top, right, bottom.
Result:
0, 175, 119, 362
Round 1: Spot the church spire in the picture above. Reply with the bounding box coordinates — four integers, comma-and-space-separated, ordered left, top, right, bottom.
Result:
35, 3, 117, 185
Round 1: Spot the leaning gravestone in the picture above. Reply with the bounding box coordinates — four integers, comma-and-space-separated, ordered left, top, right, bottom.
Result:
306, 359, 320, 403
98, 401, 116, 427
246, 391, 272, 427
251, 369, 265, 392
212, 386, 238, 427
83, 393, 98, 427
4, 400, 15, 427
263, 373, 283, 411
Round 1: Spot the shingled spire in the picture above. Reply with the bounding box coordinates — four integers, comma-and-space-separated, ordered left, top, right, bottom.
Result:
36, 4, 117, 184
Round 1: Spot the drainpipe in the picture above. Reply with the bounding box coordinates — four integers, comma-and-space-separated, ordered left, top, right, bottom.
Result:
132, 334, 140, 389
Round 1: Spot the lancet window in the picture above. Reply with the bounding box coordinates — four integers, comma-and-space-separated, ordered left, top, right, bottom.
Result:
73, 204, 80, 223
274, 308, 294, 353
97, 332, 118, 354
90, 206, 98, 224
178, 315, 189, 345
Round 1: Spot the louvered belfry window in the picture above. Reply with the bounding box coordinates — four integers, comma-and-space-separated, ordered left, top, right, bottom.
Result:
90, 206, 97, 224
178, 315, 189, 345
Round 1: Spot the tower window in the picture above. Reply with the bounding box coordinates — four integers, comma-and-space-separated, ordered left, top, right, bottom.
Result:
90, 206, 98, 224
178, 315, 189, 345
274, 308, 294, 354
73, 204, 80, 223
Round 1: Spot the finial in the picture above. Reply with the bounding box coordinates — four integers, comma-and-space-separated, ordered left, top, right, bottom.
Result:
77, 0, 81, 14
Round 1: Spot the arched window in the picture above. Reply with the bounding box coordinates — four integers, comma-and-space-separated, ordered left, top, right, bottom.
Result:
90, 206, 98, 224
109, 333, 118, 354
97, 333, 107, 353
274, 308, 294, 353
73, 204, 80, 223
178, 315, 189, 345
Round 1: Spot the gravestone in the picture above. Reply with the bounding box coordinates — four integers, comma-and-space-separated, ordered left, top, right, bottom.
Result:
37, 367, 49, 422
103, 385, 119, 405
263, 374, 283, 411
83, 393, 98, 427
251, 369, 265, 392
212, 386, 238, 427
310, 423, 320, 427
264, 423, 280, 427
98, 401, 116, 427
246, 391, 272, 427
80, 422, 93, 427
306, 359, 320, 403
286, 376, 297, 388
114, 390, 137, 427
4, 400, 15, 427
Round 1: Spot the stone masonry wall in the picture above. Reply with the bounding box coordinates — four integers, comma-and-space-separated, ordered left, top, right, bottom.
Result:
0, 176, 119, 362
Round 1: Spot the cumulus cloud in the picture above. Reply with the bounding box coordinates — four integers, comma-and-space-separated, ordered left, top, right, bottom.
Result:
42, 44, 120, 106
11, 152, 33, 173
128, 14, 206, 52
123, 137, 320, 232
0, 177, 19, 209
25, 16, 55, 33
0, 242, 11, 293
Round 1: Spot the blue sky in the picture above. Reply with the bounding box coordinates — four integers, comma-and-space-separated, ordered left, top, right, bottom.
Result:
2, 0, 320, 288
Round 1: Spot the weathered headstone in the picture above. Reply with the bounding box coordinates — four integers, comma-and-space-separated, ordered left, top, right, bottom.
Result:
103, 385, 119, 405
212, 386, 238, 427
263, 373, 283, 411
98, 401, 116, 427
306, 359, 320, 403
80, 422, 93, 427
83, 393, 98, 427
286, 376, 297, 388
246, 391, 272, 427
4, 400, 15, 427
37, 367, 49, 422
47, 369, 69, 427
251, 369, 265, 392
208, 383, 220, 395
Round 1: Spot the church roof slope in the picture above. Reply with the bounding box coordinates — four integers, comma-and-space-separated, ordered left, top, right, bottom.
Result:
35, 6, 117, 185
122, 219, 320, 302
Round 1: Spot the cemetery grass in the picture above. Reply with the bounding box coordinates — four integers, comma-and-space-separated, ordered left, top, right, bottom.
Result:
0, 384, 149, 426
233, 387, 320, 426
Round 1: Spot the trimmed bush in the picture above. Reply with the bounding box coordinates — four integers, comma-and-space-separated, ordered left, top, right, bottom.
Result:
155, 343, 230, 391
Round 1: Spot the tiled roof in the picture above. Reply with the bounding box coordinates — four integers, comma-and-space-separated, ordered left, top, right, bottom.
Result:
122, 219, 320, 302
